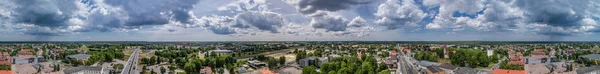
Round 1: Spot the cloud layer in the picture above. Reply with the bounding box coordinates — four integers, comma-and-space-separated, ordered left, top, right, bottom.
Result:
0, 0, 599, 41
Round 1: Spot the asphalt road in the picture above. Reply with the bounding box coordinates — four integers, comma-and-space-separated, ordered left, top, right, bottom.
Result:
122, 49, 139, 74
396, 47, 416, 74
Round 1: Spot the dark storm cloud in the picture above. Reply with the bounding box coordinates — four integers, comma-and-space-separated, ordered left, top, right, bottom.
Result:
294, 0, 372, 15
98, 0, 199, 26
209, 27, 237, 35
311, 15, 348, 31
513, 0, 599, 36
310, 15, 368, 32
167, 29, 176, 32
2, 0, 204, 36
423, 0, 599, 39
235, 11, 285, 33
10, 0, 79, 28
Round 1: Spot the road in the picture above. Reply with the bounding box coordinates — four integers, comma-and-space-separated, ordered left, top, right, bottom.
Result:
122, 49, 140, 74
396, 47, 416, 74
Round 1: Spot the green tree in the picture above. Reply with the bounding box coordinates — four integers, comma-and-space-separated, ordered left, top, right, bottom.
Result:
160, 67, 166, 74
279, 56, 286, 65
302, 66, 319, 74
267, 58, 278, 69
328, 71, 336, 74
217, 68, 224, 74
113, 64, 124, 70
360, 62, 375, 74
183, 62, 197, 73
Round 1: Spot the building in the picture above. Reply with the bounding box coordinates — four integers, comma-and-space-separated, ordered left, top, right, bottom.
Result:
258, 68, 276, 74
0, 70, 13, 74
298, 57, 328, 67
67, 54, 91, 64
426, 66, 445, 74
455, 67, 487, 74
524, 64, 550, 74
237, 67, 246, 73
208, 50, 233, 54
17, 49, 33, 57
384, 56, 398, 69
531, 49, 546, 56
299, 57, 316, 68
248, 60, 267, 68
487, 49, 494, 56
577, 66, 600, 74
67, 54, 91, 61
491, 69, 526, 74
63, 66, 109, 74
418, 61, 439, 67
438, 63, 456, 74
0, 52, 11, 65
444, 44, 448, 58
200, 67, 212, 74
578, 54, 600, 60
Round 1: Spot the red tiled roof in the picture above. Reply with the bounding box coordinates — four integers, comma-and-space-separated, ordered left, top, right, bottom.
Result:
492, 69, 526, 74
259, 68, 276, 74
0, 70, 13, 74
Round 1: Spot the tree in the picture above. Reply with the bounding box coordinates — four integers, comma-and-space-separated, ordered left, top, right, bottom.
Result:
160, 67, 166, 74
113, 64, 124, 70
360, 62, 375, 74
151, 69, 155, 74
267, 58, 278, 69
184, 62, 197, 73
302, 66, 319, 74
320, 62, 336, 73
217, 68, 225, 74
279, 56, 286, 65
328, 71, 336, 74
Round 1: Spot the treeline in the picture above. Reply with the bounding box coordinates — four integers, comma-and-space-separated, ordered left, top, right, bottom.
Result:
450, 49, 499, 68
302, 55, 388, 74
183, 55, 236, 74
85, 49, 125, 65
414, 51, 439, 62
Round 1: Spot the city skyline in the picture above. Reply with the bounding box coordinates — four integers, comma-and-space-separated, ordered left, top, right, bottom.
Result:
1, 0, 599, 41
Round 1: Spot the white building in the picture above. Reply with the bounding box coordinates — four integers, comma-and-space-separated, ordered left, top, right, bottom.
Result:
487, 49, 494, 56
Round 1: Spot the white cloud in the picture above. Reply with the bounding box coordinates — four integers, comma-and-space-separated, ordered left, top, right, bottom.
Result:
375, 0, 426, 30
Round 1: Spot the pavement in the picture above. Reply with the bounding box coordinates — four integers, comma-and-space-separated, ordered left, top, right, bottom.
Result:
121, 49, 139, 74
396, 47, 416, 74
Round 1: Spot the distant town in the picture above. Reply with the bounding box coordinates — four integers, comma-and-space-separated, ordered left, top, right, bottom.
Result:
1, 41, 600, 74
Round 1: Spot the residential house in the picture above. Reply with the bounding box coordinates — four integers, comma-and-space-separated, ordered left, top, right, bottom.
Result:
17, 49, 33, 57
491, 69, 527, 74
0, 52, 11, 65
384, 56, 398, 69
0, 70, 13, 74
200, 67, 212, 74
258, 68, 276, 74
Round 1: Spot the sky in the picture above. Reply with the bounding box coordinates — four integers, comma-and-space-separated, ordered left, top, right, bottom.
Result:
0, 0, 599, 41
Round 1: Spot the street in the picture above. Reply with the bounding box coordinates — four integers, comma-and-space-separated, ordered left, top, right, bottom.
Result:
122, 49, 140, 74
396, 47, 416, 74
